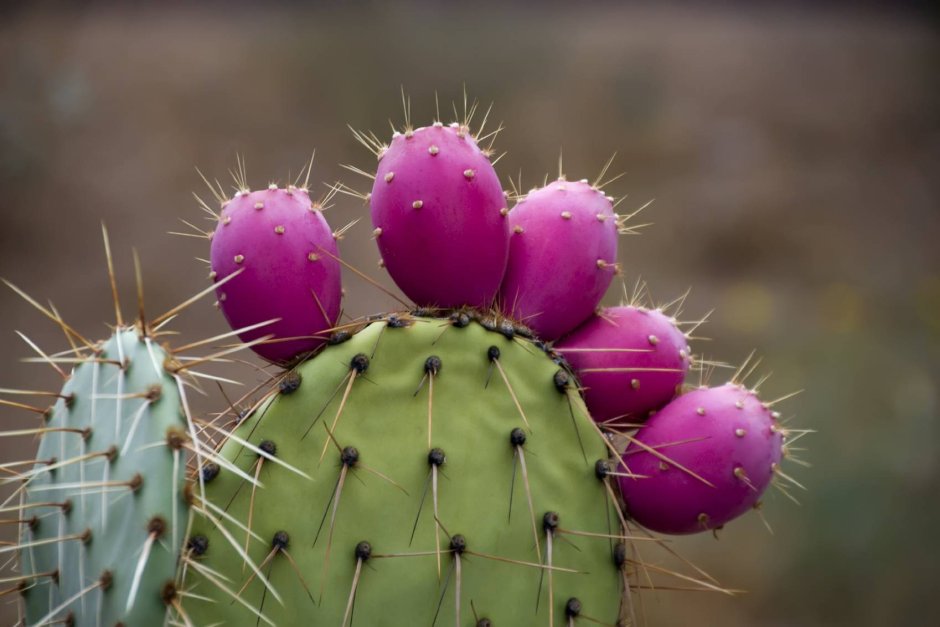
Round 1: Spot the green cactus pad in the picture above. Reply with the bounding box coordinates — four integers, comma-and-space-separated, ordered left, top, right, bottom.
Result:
182, 316, 624, 626
18, 329, 190, 626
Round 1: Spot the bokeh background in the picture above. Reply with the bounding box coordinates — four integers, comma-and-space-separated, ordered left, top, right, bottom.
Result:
1, 1, 937, 625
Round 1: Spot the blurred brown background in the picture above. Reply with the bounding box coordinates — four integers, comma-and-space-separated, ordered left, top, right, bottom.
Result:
1, 1, 937, 625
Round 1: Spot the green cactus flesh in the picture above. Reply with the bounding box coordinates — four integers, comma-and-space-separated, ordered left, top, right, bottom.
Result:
182, 316, 625, 626
19, 329, 190, 626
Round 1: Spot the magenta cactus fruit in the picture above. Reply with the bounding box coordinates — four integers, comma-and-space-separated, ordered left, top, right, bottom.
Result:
557, 305, 691, 424
498, 178, 619, 340
370, 122, 509, 307
210, 185, 342, 363
618, 383, 785, 534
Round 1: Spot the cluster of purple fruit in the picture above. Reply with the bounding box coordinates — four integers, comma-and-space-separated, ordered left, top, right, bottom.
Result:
209, 110, 787, 537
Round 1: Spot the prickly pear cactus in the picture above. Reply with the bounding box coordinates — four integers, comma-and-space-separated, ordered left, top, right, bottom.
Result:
1, 92, 807, 627
16, 329, 190, 626
182, 316, 626, 626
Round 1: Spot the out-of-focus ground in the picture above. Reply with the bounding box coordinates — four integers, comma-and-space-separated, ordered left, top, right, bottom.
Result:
0, 2, 937, 625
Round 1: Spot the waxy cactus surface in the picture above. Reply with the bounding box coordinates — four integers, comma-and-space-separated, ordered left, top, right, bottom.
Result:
182, 316, 625, 626
18, 330, 190, 626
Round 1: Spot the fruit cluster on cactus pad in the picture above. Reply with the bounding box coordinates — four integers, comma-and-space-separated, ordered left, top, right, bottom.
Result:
2, 97, 804, 626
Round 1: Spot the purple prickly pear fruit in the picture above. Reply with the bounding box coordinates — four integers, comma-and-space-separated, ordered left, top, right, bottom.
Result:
618, 383, 785, 534
210, 186, 342, 364
498, 178, 618, 340
370, 123, 509, 308
556, 305, 691, 425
